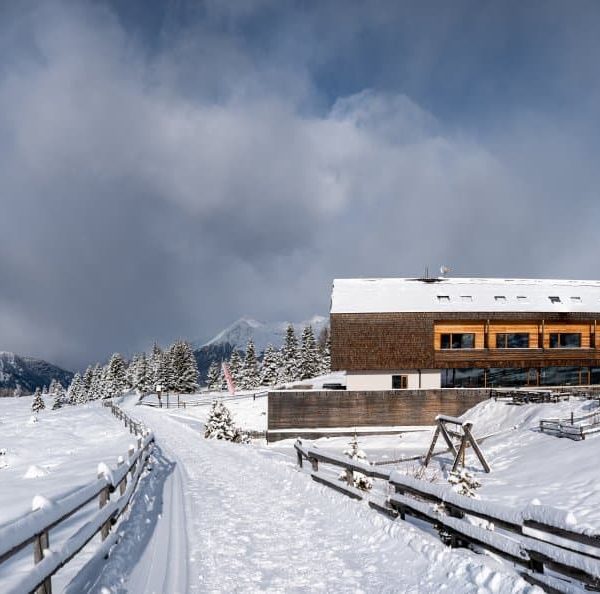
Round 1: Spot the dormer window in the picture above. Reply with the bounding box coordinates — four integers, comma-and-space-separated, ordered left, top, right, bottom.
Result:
571, 296, 581, 302
517, 296, 528, 302
460, 295, 473, 302
437, 295, 450, 302
494, 296, 506, 302
549, 296, 561, 304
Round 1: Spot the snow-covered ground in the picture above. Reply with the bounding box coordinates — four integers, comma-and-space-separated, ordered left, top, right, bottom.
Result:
85, 401, 537, 593
0, 396, 140, 592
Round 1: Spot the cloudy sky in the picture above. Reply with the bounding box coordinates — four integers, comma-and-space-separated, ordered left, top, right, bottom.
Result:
2, 0, 600, 370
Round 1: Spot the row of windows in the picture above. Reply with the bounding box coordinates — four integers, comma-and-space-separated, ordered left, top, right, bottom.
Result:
437, 295, 583, 304
440, 332, 583, 349
442, 367, 600, 388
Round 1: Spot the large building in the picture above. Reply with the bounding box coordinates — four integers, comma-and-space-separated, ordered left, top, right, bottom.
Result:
330, 277, 600, 390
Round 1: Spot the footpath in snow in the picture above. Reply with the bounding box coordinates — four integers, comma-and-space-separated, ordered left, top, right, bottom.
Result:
79, 404, 538, 594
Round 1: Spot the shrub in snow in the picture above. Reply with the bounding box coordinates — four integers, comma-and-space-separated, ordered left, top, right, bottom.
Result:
448, 469, 481, 498
204, 400, 250, 443
31, 387, 45, 415
339, 434, 372, 491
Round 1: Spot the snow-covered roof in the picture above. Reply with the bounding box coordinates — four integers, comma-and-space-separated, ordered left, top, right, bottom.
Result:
330, 277, 600, 314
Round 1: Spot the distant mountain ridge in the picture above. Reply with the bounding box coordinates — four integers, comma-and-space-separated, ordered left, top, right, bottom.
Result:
193, 315, 329, 383
0, 351, 74, 395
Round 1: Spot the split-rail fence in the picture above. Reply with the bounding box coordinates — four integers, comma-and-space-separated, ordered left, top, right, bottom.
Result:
295, 439, 600, 593
0, 401, 154, 594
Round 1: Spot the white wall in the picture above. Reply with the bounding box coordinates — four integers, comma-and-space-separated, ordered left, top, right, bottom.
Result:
346, 370, 441, 391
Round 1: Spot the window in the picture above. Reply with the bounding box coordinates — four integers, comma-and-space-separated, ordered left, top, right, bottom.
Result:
440, 333, 475, 349
517, 296, 528, 302
549, 333, 581, 348
571, 296, 582, 302
549, 296, 561, 304
460, 295, 473, 302
392, 375, 408, 389
496, 333, 530, 348
494, 295, 506, 302
437, 295, 450, 302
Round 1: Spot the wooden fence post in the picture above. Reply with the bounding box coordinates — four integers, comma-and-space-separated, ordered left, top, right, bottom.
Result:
33, 529, 52, 594
309, 457, 318, 472
117, 457, 127, 497
98, 469, 111, 541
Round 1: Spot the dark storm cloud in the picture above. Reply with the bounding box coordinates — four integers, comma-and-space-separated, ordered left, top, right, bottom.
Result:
2, 0, 600, 369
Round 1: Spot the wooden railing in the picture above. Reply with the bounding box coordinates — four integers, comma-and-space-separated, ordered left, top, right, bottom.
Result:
295, 439, 600, 593
0, 402, 154, 594
540, 408, 600, 440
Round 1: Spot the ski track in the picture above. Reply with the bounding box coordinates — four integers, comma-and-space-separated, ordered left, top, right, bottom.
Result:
96, 406, 538, 594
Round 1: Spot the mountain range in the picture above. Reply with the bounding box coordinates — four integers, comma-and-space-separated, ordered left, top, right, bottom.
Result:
193, 315, 329, 382
0, 351, 74, 396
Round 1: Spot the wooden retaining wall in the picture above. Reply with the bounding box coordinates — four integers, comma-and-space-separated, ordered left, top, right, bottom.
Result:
267, 389, 490, 438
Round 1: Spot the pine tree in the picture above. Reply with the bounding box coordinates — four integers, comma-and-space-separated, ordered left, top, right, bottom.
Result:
83, 366, 94, 393
204, 400, 249, 443
88, 364, 102, 400
31, 387, 45, 415
280, 324, 300, 383
206, 361, 221, 391
126, 355, 138, 390
170, 340, 199, 394
319, 333, 331, 375
68, 373, 87, 404
105, 353, 127, 397
52, 381, 68, 409
299, 325, 320, 380
228, 350, 243, 388
149, 342, 163, 390
157, 346, 175, 392
241, 338, 259, 390
340, 434, 372, 491
42, 385, 48, 396
260, 344, 280, 386
135, 352, 152, 394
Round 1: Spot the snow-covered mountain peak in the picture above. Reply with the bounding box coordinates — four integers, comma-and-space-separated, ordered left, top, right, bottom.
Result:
196, 315, 329, 353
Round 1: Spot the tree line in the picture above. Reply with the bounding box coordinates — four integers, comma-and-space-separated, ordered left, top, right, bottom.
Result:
31, 339, 199, 410
205, 324, 331, 391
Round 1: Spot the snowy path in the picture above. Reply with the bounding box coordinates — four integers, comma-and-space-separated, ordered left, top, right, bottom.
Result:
86, 408, 538, 594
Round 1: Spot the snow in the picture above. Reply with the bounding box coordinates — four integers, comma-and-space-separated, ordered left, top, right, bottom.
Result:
0, 397, 138, 591
331, 276, 600, 313
84, 403, 537, 593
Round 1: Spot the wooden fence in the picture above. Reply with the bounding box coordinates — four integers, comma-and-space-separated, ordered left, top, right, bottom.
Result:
540, 408, 600, 441
295, 439, 600, 593
0, 401, 154, 594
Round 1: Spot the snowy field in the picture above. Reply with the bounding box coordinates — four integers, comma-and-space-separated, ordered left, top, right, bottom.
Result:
0, 396, 139, 592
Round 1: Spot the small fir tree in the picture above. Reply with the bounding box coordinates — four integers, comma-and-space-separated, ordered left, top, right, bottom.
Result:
340, 434, 372, 491
204, 400, 249, 443
149, 342, 163, 389
170, 340, 199, 394
228, 350, 243, 388
135, 352, 152, 394
106, 353, 127, 397
52, 382, 68, 409
448, 469, 481, 498
319, 333, 331, 375
31, 387, 45, 415
68, 373, 87, 405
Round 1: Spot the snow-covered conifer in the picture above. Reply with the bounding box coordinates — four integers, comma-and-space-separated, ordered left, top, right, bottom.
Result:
280, 324, 299, 383
319, 333, 331, 375
340, 434, 372, 490
260, 344, 280, 386
52, 381, 68, 409
135, 352, 152, 394
13, 383, 23, 398
448, 469, 481, 498
68, 373, 87, 405
42, 385, 48, 396
170, 340, 199, 394
228, 350, 243, 388
241, 338, 259, 390
206, 361, 221, 391
204, 400, 249, 443
299, 325, 320, 380
83, 366, 94, 393
31, 387, 45, 415
105, 353, 127, 397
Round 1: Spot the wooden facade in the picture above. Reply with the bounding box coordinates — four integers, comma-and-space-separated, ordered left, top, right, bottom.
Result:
331, 312, 600, 371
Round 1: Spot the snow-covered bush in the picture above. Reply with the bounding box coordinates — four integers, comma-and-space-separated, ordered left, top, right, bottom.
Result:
340, 434, 372, 491
31, 388, 45, 416
204, 400, 250, 443
448, 469, 481, 498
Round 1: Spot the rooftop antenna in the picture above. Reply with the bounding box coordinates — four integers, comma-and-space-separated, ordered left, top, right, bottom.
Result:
425, 266, 429, 279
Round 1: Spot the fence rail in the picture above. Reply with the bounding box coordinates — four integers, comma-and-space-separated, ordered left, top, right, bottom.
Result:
540, 408, 600, 440
0, 401, 154, 594
295, 439, 600, 593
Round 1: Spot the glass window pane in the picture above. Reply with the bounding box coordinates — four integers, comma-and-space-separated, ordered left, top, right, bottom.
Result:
507, 333, 529, 348
487, 368, 528, 387
540, 366, 581, 386
560, 333, 581, 348
496, 334, 506, 348
549, 333, 559, 348
460, 334, 475, 348
441, 334, 451, 349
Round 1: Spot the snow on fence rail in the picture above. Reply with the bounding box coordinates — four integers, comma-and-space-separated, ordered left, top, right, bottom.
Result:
540, 408, 600, 441
295, 439, 600, 593
0, 402, 154, 594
